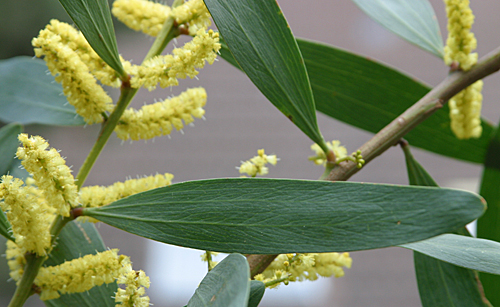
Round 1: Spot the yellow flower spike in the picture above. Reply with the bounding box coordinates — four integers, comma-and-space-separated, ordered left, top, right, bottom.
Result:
238, 149, 278, 177
309, 140, 347, 166
112, 0, 172, 37
444, 0, 477, 71
16, 134, 78, 217
35, 249, 131, 300
171, 0, 212, 35
115, 88, 206, 141
449, 80, 483, 139
32, 22, 114, 124
5, 240, 26, 283
129, 28, 221, 91
80, 173, 174, 208
115, 269, 151, 307
0, 175, 52, 255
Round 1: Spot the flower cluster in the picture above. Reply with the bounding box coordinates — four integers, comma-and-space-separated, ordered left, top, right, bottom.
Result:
444, 0, 483, 139
129, 28, 221, 90
112, 0, 172, 37
172, 0, 212, 35
238, 149, 278, 177
115, 261, 151, 307
444, 0, 477, 71
80, 173, 174, 207
255, 252, 352, 288
115, 88, 207, 140
32, 20, 115, 124
309, 140, 347, 166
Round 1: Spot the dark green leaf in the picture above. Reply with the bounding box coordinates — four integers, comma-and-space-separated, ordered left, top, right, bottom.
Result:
83, 178, 485, 254
0, 57, 85, 126
351, 0, 444, 57
248, 280, 265, 307
402, 234, 500, 275
0, 210, 14, 242
204, 0, 326, 149
402, 143, 487, 306
220, 39, 493, 163
44, 221, 117, 307
478, 122, 500, 306
186, 253, 250, 307
57, 0, 124, 76
0, 123, 22, 176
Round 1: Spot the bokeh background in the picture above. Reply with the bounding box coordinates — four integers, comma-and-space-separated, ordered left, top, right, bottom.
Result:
1, 0, 499, 306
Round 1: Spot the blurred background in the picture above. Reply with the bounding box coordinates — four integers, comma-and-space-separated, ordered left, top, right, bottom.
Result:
1, 0, 499, 306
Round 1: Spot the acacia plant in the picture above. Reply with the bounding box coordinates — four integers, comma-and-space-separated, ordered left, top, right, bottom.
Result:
1, 0, 500, 306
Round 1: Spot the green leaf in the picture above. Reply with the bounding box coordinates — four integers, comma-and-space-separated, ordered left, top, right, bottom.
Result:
477, 122, 500, 306
0, 57, 85, 126
351, 0, 444, 58
402, 234, 500, 276
220, 39, 493, 163
57, 0, 124, 76
402, 143, 487, 306
83, 178, 485, 254
0, 123, 22, 176
204, 0, 326, 150
0, 210, 14, 242
44, 221, 117, 307
186, 253, 250, 307
248, 280, 265, 307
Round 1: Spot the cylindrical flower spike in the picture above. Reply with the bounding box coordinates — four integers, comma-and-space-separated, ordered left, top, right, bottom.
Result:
115, 268, 151, 307
172, 0, 212, 35
115, 88, 207, 141
129, 29, 221, 90
449, 80, 483, 139
16, 134, 78, 217
32, 21, 114, 124
444, 0, 477, 71
35, 249, 130, 300
112, 0, 172, 37
80, 173, 174, 208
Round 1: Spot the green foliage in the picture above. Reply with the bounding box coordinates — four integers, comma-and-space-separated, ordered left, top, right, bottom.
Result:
83, 178, 484, 253
186, 254, 250, 307
204, 0, 327, 151
478, 122, 500, 306
0, 57, 85, 126
351, 0, 444, 58
0, 123, 23, 176
44, 221, 117, 307
57, 0, 125, 76
247, 281, 265, 307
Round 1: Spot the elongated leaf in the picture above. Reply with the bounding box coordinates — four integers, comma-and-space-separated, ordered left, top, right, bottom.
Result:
204, 0, 326, 149
187, 253, 250, 307
57, 0, 124, 76
478, 122, 500, 306
220, 39, 493, 163
402, 234, 500, 275
44, 221, 117, 307
0, 123, 22, 176
402, 143, 487, 307
351, 0, 444, 58
83, 178, 485, 254
0, 57, 85, 126
248, 280, 265, 307
0, 210, 14, 242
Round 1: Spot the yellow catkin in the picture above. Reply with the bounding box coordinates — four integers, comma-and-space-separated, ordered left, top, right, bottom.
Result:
5, 240, 26, 283
112, 0, 171, 37
32, 20, 114, 124
444, 0, 477, 71
449, 80, 483, 139
129, 29, 221, 90
0, 176, 52, 255
238, 149, 278, 177
16, 134, 78, 217
309, 140, 347, 166
35, 249, 128, 300
115, 266, 151, 307
172, 0, 212, 35
80, 173, 174, 207
115, 88, 206, 140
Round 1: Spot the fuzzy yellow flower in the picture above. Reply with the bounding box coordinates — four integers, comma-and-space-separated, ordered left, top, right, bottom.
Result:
309, 140, 347, 166
32, 20, 114, 124
238, 149, 278, 177
80, 173, 174, 207
449, 80, 483, 139
115, 267, 151, 307
115, 88, 206, 141
112, 0, 172, 37
172, 0, 212, 35
130, 28, 221, 90
16, 134, 78, 217
0, 176, 53, 255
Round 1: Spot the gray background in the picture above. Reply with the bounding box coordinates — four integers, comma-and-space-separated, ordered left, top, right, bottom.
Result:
1, 0, 499, 306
